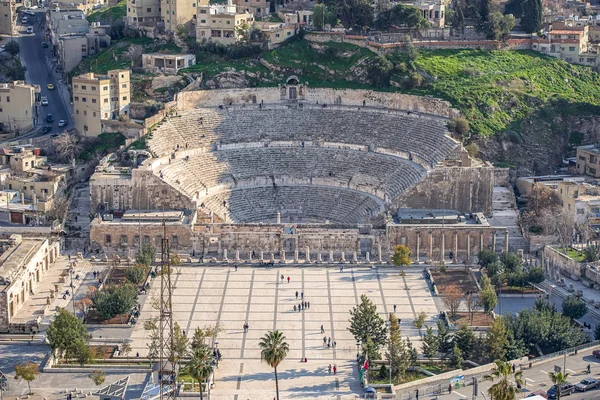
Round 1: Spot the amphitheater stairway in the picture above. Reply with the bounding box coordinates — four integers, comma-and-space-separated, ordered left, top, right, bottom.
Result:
487, 186, 530, 254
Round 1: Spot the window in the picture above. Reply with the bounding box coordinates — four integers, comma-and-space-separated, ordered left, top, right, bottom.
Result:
122, 96, 128, 101
147, 7, 151, 11
82, 85, 86, 90
134, 235, 140, 246
200, 9, 206, 13
76, 109, 79, 114
121, 74, 124, 78
6, 96, 9, 102
201, 19, 205, 23
120, 235, 128, 245
84, 125, 88, 131
74, 96, 79, 101
92, 98, 97, 103
105, 234, 112, 244
192, 3, 195, 6
144, 235, 151, 245
275, 33, 280, 37
74, 84, 79, 89
103, 86, 108, 91
93, 112, 97, 117
84, 111, 87, 116
569, 46, 576, 52
104, 98, 109, 103
287, 31, 291, 36
172, 235, 179, 246
577, 209, 585, 214
579, 155, 586, 161
92, 86, 96, 91
589, 167, 597, 175
122, 84, 127, 88
82, 97, 87, 102
226, 20, 230, 24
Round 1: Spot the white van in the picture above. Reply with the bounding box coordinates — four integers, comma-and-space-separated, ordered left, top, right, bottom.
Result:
26, 26, 33, 33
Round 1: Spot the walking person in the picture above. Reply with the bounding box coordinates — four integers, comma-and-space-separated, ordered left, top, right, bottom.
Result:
308, 301, 310, 308
328, 364, 332, 374
393, 304, 397, 313
333, 365, 337, 375
294, 305, 297, 312
333, 341, 336, 348
287, 276, 290, 283
321, 325, 325, 334
323, 336, 327, 346
301, 292, 304, 299
296, 291, 299, 299
281, 274, 284, 281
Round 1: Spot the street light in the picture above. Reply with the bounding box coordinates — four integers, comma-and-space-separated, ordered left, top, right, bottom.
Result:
69, 265, 75, 315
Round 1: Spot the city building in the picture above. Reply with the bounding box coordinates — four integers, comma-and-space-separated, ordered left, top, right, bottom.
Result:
142, 53, 196, 73
0, 0, 16, 35
0, 145, 70, 225
46, 8, 89, 42
254, 21, 296, 49
576, 145, 600, 178
195, 2, 254, 45
0, 81, 40, 137
72, 70, 131, 137
56, 33, 111, 73
415, 0, 445, 28
232, 0, 268, 18
0, 234, 61, 332
161, 0, 197, 34
126, 0, 161, 28
532, 24, 600, 66
558, 181, 600, 230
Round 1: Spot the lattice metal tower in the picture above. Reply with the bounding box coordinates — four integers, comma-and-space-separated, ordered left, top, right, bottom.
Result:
159, 221, 177, 400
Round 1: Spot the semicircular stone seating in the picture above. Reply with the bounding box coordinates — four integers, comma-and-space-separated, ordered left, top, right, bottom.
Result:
148, 104, 458, 223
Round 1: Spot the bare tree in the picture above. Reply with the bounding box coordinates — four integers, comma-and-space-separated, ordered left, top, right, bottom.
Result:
464, 291, 481, 325
442, 284, 462, 319
53, 131, 82, 163
45, 193, 69, 223
541, 208, 575, 250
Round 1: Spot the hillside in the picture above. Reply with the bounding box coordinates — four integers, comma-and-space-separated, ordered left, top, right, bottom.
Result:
78, 37, 600, 173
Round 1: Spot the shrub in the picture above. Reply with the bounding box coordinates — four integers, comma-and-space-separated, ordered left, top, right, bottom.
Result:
91, 284, 138, 320
125, 263, 149, 285
136, 244, 156, 267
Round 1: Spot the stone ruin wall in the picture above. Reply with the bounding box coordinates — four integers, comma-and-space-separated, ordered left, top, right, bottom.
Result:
177, 88, 459, 119
393, 165, 495, 215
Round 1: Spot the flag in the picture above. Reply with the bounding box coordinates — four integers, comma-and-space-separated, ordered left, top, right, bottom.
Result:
363, 359, 369, 370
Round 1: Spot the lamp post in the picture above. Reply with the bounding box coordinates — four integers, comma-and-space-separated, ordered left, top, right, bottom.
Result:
69, 265, 75, 315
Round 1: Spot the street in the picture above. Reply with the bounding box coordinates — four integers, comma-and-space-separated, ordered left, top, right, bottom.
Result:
17, 10, 72, 138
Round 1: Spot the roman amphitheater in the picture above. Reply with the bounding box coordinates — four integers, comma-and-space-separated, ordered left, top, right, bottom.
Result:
89, 79, 510, 262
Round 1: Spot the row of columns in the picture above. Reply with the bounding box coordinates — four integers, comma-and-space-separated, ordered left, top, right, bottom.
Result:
220, 244, 385, 264
415, 230, 509, 263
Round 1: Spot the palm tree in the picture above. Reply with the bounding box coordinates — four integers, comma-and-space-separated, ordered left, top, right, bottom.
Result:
258, 330, 290, 400
485, 360, 524, 400
549, 371, 570, 400
188, 346, 213, 400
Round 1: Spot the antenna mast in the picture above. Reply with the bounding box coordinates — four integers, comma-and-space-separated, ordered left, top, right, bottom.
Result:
159, 220, 177, 400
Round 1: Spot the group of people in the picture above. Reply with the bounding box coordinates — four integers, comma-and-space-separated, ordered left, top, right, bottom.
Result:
323, 336, 336, 348
293, 290, 310, 311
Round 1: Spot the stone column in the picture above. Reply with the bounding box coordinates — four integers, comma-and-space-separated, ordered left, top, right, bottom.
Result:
366, 251, 370, 263
294, 249, 299, 263
428, 231, 433, 262
270, 252, 275, 262
467, 233, 471, 262
492, 232, 497, 253
329, 250, 334, 263
277, 212, 281, 224
353, 251, 358, 263
235, 249, 240, 261
223, 249, 228, 261
281, 250, 286, 263
504, 231, 509, 253
305, 246, 310, 263
248, 251, 253, 263
378, 244, 383, 262
416, 232, 420, 263
480, 232, 484, 253
318, 252, 322, 263
341, 251, 346, 262
260, 251, 264, 261
454, 231, 458, 264
440, 232, 445, 263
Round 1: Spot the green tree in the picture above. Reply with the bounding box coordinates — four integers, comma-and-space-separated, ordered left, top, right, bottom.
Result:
188, 346, 213, 400
125, 263, 149, 285
373, 4, 429, 30
562, 295, 588, 320
583, 245, 600, 262
454, 324, 475, 360
144, 318, 160, 366
422, 326, 439, 364
170, 322, 189, 365
14, 362, 40, 395
191, 327, 209, 351
527, 266, 545, 284
363, 336, 382, 361
136, 244, 156, 267
480, 279, 497, 314
348, 295, 388, 351
413, 310, 427, 329
478, 250, 498, 269
121, 342, 132, 365
337, 0, 374, 31
436, 320, 453, 363
499, 252, 522, 274
259, 330, 290, 400
47, 308, 90, 359
5, 40, 19, 56
549, 371, 569, 400
313, 3, 325, 30
391, 244, 412, 272
487, 317, 509, 361
91, 283, 138, 320
366, 56, 393, 88
450, 344, 464, 369
520, 0, 542, 33
386, 313, 410, 381
88, 370, 106, 386
486, 360, 524, 400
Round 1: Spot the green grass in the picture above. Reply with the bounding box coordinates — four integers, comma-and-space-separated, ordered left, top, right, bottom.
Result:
87, 1, 126, 23
558, 247, 586, 262
71, 38, 181, 76
420, 364, 455, 374
394, 49, 600, 137
79, 132, 126, 161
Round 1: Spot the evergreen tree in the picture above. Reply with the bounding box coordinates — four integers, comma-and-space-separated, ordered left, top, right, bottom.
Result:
47, 308, 90, 362
454, 324, 476, 360
487, 317, 509, 361
436, 320, 453, 363
451, 0, 466, 34
348, 295, 388, 350
450, 344, 464, 369
479, 0, 491, 22
562, 295, 588, 320
520, 0, 542, 33
386, 313, 411, 380
422, 326, 439, 364
480, 276, 498, 314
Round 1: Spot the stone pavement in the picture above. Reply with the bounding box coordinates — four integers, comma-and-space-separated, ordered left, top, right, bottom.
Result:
129, 266, 440, 399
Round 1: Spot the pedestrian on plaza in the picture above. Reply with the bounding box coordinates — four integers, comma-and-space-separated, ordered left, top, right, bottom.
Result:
512, 364, 516, 373
281, 274, 284, 281
328, 364, 332, 374
308, 301, 310, 308
235, 265, 238, 272
136, 352, 139, 357
294, 305, 297, 312
296, 291, 299, 299
394, 304, 397, 313
287, 276, 290, 283
323, 336, 327, 345
298, 304, 302, 312
448, 384, 452, 394
416, 389, 419, 400
321, 325, 325, 333
328, 337, 331, 346
333, 365, 337, 375
588, 364, 591, 374
333, 341, 336, 348
301, 292, 304, 299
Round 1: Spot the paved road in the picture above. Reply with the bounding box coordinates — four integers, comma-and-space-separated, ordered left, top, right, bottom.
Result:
17, 10, 72, 138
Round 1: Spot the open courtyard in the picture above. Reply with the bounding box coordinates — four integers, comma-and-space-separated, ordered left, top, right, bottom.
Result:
129, 265, 441, 399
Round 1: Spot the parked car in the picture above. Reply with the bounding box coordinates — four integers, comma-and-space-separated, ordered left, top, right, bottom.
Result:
41, 125, 51, 134
576, 378, 599, 392
41, 96, 48, 106
547, 383, 575, 399
21, 16, 28, 23
46, 114, 53, 123
26, 26, 33, 33
593, 350, 600, 358
41, 41, 48, 48
527, 391, 548, 398
58, 120, 66, 127
47, 83, 55, 90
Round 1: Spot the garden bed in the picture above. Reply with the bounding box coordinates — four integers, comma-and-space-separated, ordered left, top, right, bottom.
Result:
431, 269, 478, 295
85, 310, 130, 325
449, 312, 494, 327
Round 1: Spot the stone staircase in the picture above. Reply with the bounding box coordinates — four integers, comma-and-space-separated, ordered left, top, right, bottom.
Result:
487, 186, 530, 253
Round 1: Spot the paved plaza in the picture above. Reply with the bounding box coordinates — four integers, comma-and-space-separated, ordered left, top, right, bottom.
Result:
130, 266, 440, 399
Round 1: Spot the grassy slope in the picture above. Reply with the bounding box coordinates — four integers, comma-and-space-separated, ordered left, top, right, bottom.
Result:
87, 0, 126, 23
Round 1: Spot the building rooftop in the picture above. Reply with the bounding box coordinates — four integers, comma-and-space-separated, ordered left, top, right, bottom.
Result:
0, 237, 44, 290
394, 209, 487, 226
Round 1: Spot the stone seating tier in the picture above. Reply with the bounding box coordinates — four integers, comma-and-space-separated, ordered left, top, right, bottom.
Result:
199, 186, 382, 224
147, 105, 457, 168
